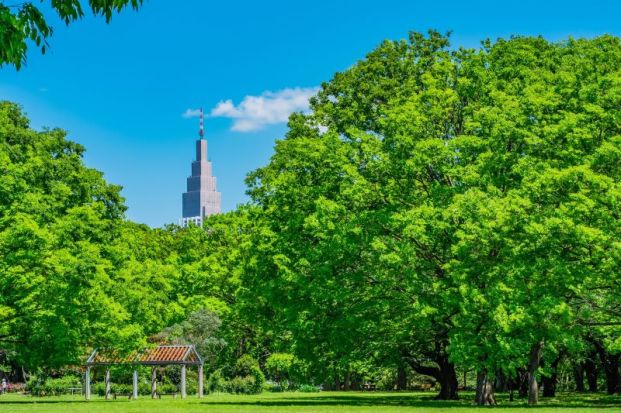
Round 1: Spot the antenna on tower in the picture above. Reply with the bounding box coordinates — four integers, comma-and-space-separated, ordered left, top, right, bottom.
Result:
199, 107, 204, 139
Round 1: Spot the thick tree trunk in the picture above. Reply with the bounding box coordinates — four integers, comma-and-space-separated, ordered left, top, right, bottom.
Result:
435, 355, 459, 400
574, 364, 585, 392
408, 354, 459, 400
475, 370, 496, 406
527, 341, 544, 405
593, 339, 621, 394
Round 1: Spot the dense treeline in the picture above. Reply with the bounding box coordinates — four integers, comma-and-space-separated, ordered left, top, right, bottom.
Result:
1, 31, 620, 405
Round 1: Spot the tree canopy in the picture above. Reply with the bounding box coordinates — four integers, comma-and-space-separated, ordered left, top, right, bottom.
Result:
245, 31, 621, 403
0, 101, 140, 368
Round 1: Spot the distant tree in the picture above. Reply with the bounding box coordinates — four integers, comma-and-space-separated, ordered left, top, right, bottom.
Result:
159, 309, 227, 370
0, 0, 143, 69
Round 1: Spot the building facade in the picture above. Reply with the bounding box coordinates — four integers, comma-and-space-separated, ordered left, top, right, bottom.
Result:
181, 110, 221, 227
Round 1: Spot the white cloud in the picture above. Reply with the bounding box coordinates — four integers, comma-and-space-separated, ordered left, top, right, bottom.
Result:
182, 108, 202, 118
210, 87, 319, 132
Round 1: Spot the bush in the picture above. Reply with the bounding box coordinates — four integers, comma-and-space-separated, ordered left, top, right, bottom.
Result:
235, 356, 264, 394
298, 384, 320, 393
27, 375, 81, 396
93, 381, 178, 396
206, 369, 228, 393
263, 380, 285, 392
228, 375, 258, 394
265, 353, 295, 385
206, 355, 265, 394
375, 368, 397, 391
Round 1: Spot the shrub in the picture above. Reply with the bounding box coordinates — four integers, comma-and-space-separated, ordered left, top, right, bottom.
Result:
93, 381, 178, 396
206, 355, 265, 394
157, 383, 177, 394
263, 380, 285, 392
298, 384, 320, 393
27, 375, 81, 396
206, 369, 228, 393
228, 375, 259, 394
265, 353, 295, 385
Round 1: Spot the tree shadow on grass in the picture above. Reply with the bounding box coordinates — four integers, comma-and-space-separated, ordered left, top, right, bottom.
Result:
200, 393, 621, 409
0, 400, 99, 404
0, 397, 124, 405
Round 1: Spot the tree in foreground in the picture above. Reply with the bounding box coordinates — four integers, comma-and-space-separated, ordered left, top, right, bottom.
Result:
0, 0, 143, 69
0, 101, 145, 371
246, 32, 621, 403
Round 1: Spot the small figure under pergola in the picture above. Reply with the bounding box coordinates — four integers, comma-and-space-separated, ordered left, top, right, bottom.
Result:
85, 345, 204, 400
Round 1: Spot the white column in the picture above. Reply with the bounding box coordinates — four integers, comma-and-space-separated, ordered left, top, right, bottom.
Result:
197, 364, 204, 398
151, 367, 157, 399
181, 365, 187, 399
132, 370, 138, 400
105, 369, 111, 400
85, 367, 91, 400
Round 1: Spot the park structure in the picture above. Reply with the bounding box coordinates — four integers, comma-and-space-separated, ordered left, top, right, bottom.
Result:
84, 345, 204, 400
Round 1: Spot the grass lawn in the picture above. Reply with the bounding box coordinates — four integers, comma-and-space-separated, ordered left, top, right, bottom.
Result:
0, 391, 620, 412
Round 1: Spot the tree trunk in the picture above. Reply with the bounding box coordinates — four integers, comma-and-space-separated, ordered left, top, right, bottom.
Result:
542, 356, 560, 398
408, 355, 459, 400
435, 355, 459, 400
600, 351, 620, 394
527, 341, 544, 405
494, 369, 508, 392
475, 370, 496, 406
517, 368, 528, 398
584, 355, 598, 392
344, 369, 351, 391
593, 339, 621, 394
396, 363, 407, 390
574, 364, 585, 392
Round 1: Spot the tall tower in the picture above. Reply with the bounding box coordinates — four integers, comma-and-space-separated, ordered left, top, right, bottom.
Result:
181, 108, 221, 226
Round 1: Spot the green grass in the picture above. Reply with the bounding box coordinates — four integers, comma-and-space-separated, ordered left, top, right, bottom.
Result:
0, 391, 620, 412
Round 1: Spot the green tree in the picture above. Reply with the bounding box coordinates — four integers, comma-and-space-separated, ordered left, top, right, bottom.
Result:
0, 0, 143, 69
245, 32, 621, 403
0, 101, 143, 370
159, 309, 226, 370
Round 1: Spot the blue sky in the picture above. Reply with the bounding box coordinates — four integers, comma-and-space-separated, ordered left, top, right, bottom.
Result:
1, 0, 619, 227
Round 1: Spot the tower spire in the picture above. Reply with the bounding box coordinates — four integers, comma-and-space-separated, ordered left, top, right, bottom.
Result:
199, 107, 204, 139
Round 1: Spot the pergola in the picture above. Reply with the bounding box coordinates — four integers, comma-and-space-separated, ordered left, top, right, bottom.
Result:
85, 345, 204, 400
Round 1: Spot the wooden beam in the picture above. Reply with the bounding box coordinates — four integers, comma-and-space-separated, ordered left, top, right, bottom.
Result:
181, 364, 187, 399
133, 369, 139, 400
105, 368, 111, 400
151, 367, 157, 399
197, 364, 204, 398
85, 367, 91, 401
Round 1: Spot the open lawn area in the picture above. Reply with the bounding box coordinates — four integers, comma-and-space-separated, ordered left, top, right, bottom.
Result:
0, 392, 620, 413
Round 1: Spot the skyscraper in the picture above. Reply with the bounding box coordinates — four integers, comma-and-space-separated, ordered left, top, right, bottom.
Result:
180, 109, 221, 227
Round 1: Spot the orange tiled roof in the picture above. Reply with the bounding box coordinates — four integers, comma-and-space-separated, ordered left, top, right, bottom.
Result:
87, 345, 202, 366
